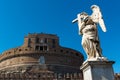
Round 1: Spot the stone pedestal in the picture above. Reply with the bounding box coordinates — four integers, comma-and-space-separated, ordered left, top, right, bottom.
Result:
80, 60, 115, 80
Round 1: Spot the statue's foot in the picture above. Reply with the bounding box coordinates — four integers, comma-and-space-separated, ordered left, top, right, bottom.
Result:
86, 57, 108, 61
96, 57, 108, 61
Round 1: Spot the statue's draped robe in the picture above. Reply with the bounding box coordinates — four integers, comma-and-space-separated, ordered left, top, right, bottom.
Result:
80, 17, 102, 59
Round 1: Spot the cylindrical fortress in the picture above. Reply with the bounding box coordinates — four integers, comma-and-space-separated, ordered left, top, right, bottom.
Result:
0, 33, 84, 79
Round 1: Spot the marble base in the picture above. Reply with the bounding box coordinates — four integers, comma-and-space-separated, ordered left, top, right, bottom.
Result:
80, 60, 115, 80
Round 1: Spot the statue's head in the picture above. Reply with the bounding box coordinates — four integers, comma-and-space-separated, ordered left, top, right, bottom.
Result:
80, 12, 88, 16
77, 12, 88, 19
79, 12, 88, 19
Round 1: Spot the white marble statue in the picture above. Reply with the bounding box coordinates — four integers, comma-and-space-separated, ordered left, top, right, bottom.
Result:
72, 5, 107, 60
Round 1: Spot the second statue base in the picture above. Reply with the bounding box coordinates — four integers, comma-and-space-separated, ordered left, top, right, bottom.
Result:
80, 59, 115, 80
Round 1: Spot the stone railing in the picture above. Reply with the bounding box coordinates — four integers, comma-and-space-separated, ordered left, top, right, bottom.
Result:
0, 72, 83, 80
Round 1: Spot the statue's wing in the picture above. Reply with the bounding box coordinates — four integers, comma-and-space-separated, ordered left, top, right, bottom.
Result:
91, 5, 107, 32
98, 10, 107, 32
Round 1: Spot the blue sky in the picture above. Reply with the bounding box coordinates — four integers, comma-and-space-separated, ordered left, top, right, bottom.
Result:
0, 0, 119, 73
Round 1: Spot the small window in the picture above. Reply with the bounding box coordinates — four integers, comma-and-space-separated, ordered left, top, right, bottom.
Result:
9, 52, 11, 54
44, 38, 48, 43
39, 56, 45, 64
28, 38, 31, 43
36, 38, 39, 43
40, 46, 43, 51
52, 39, 56, 44
44, 46, 48, 51
60, 50, 63, 52
28, 38, 31, 47
54, 49, 56, 52
76, 53, 79, 56
19, 49, 22, 51
25, 48, 28, 51
66, 51, 69, 53
52, 39, 56, 48
36, 46, 39, 50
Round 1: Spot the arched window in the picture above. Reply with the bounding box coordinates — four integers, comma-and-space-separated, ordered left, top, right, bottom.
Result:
39, 56, 45, 64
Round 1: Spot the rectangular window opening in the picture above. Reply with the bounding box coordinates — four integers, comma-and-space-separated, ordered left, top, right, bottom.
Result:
40, 46, 43, 51
44, 46, 48, 51
35, 46, 39, 50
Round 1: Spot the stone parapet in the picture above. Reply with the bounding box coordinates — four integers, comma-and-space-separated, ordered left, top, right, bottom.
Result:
80, 60, 115, 80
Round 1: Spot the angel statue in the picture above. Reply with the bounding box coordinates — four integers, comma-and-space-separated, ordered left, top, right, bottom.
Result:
72, 5, 107, 60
